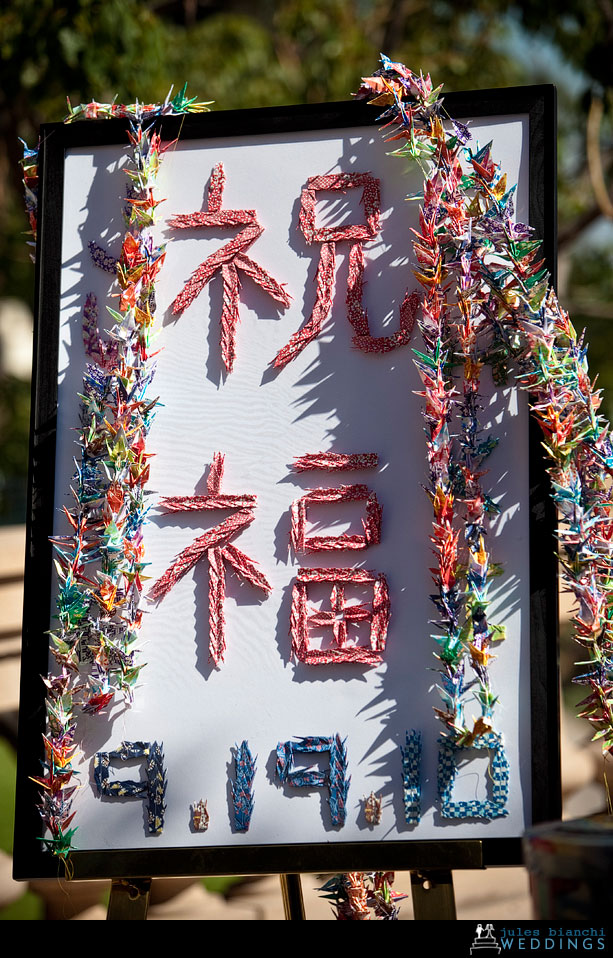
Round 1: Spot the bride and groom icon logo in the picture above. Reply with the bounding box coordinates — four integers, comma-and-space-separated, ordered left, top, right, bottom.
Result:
471, 924, 501, 954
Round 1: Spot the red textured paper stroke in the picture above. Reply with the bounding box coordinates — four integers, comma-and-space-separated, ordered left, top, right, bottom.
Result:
160, 493, 256, 512
271, 172, 417, 368
208, 450, 224, 493
272, 240, 335, 370
159, 452, 254, 513
293, 452, 379, 471
206, 544, 273, 667
150, 509, 255, 601
290, 484, 382, 553
299, 173, 381, 243
150, 452, 272, 665
208, 545, 226, 664
290, 567, 390, 665
346, 243, 420, 353
169, 162, 291, 373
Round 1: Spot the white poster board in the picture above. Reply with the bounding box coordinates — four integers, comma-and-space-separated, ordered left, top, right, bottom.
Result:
17, 93, 558, 878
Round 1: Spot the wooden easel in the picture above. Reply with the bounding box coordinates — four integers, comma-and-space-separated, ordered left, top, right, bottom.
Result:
106, 841, 484, 919
107, 878, 151, 919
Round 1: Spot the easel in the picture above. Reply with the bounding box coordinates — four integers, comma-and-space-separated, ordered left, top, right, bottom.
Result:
106, 841, 483, 919
108, 878, 151, 920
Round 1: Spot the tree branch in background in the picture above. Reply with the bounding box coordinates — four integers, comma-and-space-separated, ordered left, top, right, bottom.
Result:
587, 94, 613, 219
559, 204, 605, 251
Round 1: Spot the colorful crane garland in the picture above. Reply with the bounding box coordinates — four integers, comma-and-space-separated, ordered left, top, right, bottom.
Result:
20, 86, 210, 858
319, 872, 407, 920
357, 58, 509, 758
357, 57, 613, 761
328, 52, 613, 918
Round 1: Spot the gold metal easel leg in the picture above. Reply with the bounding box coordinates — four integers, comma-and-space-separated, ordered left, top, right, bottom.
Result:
410, 869, 456, 920
280, 873, 306, 919
107, 877, 152, 920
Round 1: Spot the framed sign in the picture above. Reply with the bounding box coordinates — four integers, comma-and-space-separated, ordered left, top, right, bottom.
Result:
14, 86, 558, 880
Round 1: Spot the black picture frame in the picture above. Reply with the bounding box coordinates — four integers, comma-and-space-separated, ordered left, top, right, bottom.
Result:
14, 86, 559, 881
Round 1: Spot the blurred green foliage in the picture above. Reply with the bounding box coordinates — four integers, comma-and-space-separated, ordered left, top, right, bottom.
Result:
0, 0, 612, 523
0, 738, 44, 919
0, 375, 30, 523
568, 246, 613, 422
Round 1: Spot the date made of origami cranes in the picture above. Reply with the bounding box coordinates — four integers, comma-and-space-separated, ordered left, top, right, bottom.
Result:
94, 740, 167, 835
169, 163, 291, 374
276, 734, 350, 827
231, 740, 256, 832
272, 172, 418, 368
150, 452, 272, 665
